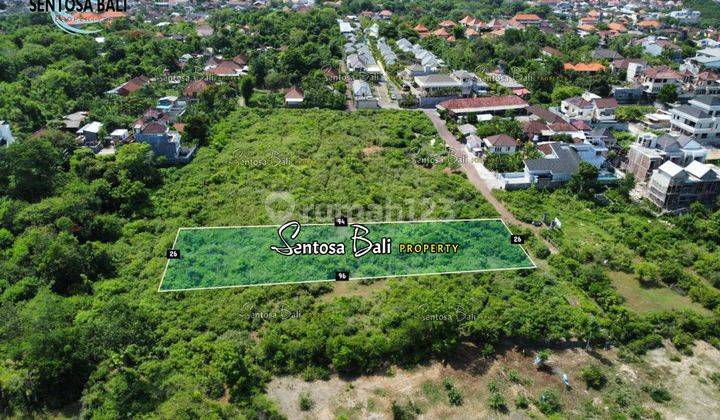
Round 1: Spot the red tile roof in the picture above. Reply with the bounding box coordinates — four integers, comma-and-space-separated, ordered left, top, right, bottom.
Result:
563, 62, 606, 72
285, 86, 304, 100
438, 95, 528, 112
513, 13, 541, 21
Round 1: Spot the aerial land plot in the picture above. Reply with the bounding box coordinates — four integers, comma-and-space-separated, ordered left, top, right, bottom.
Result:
160, 219, 535, 291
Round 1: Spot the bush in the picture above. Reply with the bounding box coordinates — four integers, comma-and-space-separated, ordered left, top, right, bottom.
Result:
447, 387, 463, 406
537, 389, 562, 415
444, 379, 463, 406
580, 364, 607, 390
299, 392, 314, 411
671, 333, 694, 356
391, 400, 421, 420
487, 393, 507, 412
642, 385, 672, 403
508, 369, 521, 384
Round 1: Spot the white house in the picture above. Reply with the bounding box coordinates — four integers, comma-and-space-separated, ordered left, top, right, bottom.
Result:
0, 121, 13, 147
689, 48, 720, 70
668, 9, 700, 24
483, 134, 517, 154
670, 95, 720, 145
352, 80, 379, 109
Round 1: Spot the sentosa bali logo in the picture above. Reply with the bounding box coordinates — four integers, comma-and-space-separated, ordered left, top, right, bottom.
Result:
29, 0, 128, 35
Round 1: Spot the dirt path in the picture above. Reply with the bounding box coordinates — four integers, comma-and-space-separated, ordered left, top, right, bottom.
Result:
423, 109, 558, 254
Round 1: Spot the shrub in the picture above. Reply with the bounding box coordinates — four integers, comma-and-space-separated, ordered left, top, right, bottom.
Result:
642, 385, 672, 403
671, 333, 694, 356
580, 364, 607, 390
442, 378, 463, 405
487, 393, 507, 412
487, 379, 500, 393
299, 392, 314, 411
391, 400, 421, 420
708, 372, 720, 389
447, 387, 463, 406
537, 389, 562, 415
508, 369, 521, 384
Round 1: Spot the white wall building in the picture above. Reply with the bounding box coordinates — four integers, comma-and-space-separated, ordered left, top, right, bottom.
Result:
0, 121, 13, 147
670, 96, 720, 146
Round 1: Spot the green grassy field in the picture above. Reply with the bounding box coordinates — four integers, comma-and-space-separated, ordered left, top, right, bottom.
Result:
160, 219, 535, 290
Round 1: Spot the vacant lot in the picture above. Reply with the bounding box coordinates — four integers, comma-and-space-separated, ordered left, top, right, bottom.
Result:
267, 341, 720, 419
161, 219, 534, 290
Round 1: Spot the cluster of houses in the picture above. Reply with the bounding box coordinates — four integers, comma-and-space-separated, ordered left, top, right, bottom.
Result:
62, 75, 198, 163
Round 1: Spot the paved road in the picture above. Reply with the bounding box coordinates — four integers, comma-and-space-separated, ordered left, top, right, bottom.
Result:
423, 109, 558, 254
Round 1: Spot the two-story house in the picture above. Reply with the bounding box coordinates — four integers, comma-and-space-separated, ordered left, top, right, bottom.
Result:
669, 95, 720, 145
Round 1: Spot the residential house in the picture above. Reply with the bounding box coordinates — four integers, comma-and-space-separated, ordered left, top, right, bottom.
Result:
640, 66, 685, 94
626, 133, 708, 180
110, 129, 130, 145
511, 13, 542, 26
284, 86, 305, 107
560, 96, 594, 121
436, 95, 529, 120
637, 20, 661, 31
183, 79, 214, 98
156, 96, 188, 119
647, 160, 720, 211
498, 142, 593, 190
527, 105, 565, 124
639, 36, 680, 58
610, 58, 647, 75
669, 95, 720, 145
484, 71, 528, 97
612, 84, 645, 103
483, 134, 517, 154
541, 46, 563, 58
466, 134, 483, 157
133, 113, 195, 163
352, 80, 378, 109
205, 59, 245, 77
592, 97, 618, 123
667, 9, 700, 24
592, 48, 624, 60
688, 48, 720, 70
414, 23, 429, 38
457, 123, 477, 138
76, 121, 104, 153
411, 71, 481, 107
685, 71, 720, 95
0, 121, 13, 147
586, 127, 617, 149
377, 38, 397, 65
563, 62, 606, 73
61, 111, 89, 132
106, 75, 150, 96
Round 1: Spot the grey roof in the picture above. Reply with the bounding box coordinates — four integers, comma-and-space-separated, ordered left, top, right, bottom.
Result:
589, 126, 614, 139
693, 95, 720, 106
674, 105, 710, 119
352, 79, 373, 98
656, 134, 681, 151
525, 143, 581, 175
676, 134, 696, 147
592, 48, 624, 60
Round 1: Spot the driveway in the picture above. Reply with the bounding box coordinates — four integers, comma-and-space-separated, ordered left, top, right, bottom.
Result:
423, 109, 557, 254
